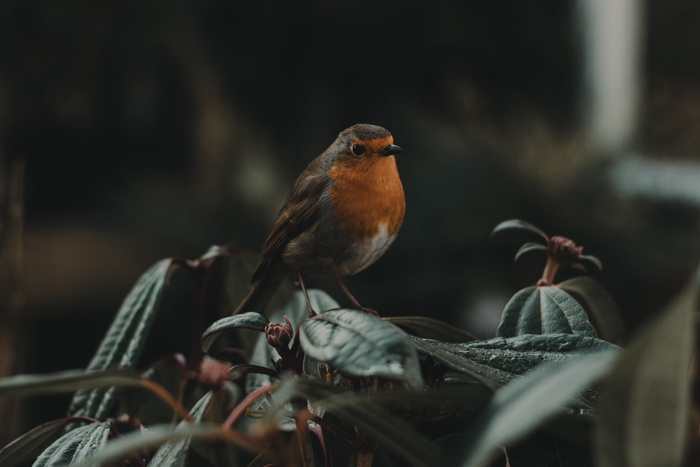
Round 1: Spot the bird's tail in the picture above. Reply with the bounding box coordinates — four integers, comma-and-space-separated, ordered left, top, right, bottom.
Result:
233, 276, 282, 316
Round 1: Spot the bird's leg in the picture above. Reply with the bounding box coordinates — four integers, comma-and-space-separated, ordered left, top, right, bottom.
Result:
336, 278, 379, 316
297, 273, 317, 317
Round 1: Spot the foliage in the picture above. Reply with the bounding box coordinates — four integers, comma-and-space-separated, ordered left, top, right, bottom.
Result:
0, 220, 697, 466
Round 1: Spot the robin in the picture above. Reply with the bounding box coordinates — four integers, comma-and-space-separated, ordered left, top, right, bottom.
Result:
233, 123, 405, 316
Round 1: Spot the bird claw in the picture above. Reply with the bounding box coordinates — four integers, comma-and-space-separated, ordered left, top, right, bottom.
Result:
357, 306, 380, 317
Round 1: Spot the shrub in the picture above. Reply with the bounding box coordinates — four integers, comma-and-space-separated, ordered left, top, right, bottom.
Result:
0, 220, 696, 466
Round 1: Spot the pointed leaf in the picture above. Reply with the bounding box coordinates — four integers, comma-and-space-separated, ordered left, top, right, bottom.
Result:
68, 259, 173, 420
491, 219, 549, 241
0, 418, 89, 467
314, 392, 437, 466
202, 312, 270, 352
120, 355, 187, 426
301, 309, 424, 390
559, 277, 623, 343
594, 270, 698, 467
383, 316, 477, 343
496, 286, 597, 338
267, 377, 438, 467
33, 421, 111, 467
149, 392, 215, 467
412, 333, 617, 402
0, 368, 143, 399
514, 242, 547, 262
66, 423, 112, 465
455, 350, 617, 467
579, 254, 603, 270
72, 424, 225, 467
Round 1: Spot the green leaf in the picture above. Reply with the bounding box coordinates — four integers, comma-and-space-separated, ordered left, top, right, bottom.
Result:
149, 392, 214, 467
314, 392, 437, 466
120, 355, 187, 426
496, 286, 597, 338
267, 377, 439, 467
72, 424, 224, 467
559, 277, 623, 343
33, 421, 111, 467
0, 368, 143, 399
514, 242, 547, 261
383, 316, 477, 343
594, 270, 698, 467
201, 312, 270, 352
68, 259, 173, 420
579, 254, 603, 270
455, 350, 617, 467
412, 333, 617, 402
0, 418, 89, 467
300, 309, 424, 390
491, 219, 549, 241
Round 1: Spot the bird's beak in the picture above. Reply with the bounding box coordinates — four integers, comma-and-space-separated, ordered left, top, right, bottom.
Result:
380, 144, 403, 156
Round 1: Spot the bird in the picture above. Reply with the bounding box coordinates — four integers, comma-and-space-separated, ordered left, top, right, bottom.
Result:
233, 123, 405, 316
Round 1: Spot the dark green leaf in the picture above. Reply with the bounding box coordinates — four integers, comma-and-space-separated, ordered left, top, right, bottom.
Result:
496, 286, 597, 338
514, 242, 547, 262
201, 312, 270, 352
366, 385, 492, 412
33, 421, 111, 467
455, 350, 617, 467
579, 254, 603, 270
383, 316, 477, 343
121, 355, 187, 426
0, 368, 143, 399
491, 219, 549, 241
149, 392, 214, 467
559, 277, 623, 343
68, 259, 173, 420
412, 333, 617, 404
199, 244, 233, 261
594, 270, 698, 467
0, 418, 89, 467
73, 424, 223, 467
268, 377, 438, 467
301, 309, 424, 390
315, 392, 437, 466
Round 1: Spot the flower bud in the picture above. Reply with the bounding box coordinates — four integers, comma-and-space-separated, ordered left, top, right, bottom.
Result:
548, 236, 583, 263
265, 316, 294, 350
198, 356, 231, 389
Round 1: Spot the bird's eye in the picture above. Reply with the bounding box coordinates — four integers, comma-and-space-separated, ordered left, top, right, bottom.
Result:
351, 144, 365, 156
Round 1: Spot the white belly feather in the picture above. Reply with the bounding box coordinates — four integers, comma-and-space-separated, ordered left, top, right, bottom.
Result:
337, 223, 396, 276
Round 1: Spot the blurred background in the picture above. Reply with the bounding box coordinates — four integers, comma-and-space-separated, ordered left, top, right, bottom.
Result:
1, 0, 699, 443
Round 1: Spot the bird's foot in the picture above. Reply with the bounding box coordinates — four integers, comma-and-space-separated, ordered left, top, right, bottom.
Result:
356, 306, 380, 317
296, 273, 317, 317
337, 278, 380, 317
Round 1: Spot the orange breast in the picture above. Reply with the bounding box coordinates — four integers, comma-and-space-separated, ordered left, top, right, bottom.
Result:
327, 155, 405, 242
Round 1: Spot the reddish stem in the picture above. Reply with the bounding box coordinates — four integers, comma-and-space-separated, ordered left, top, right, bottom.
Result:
222, 383, 278, 430
141, 379, 194, 423
353, 450, 375, 467
296, 409, 316, 467
538, 257, 560, 286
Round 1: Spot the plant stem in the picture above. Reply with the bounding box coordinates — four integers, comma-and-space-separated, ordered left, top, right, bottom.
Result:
296, 410, 316, 467
222, 383, 278, 430
539, 257, 560, 286
141, 379, 194, 422
351, 450, 374, 467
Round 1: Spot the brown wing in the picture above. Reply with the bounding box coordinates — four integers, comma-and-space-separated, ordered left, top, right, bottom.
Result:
250, 159, 329, 283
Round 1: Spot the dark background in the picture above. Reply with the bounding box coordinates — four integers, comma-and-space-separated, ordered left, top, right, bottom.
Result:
1, 0, 699, 443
